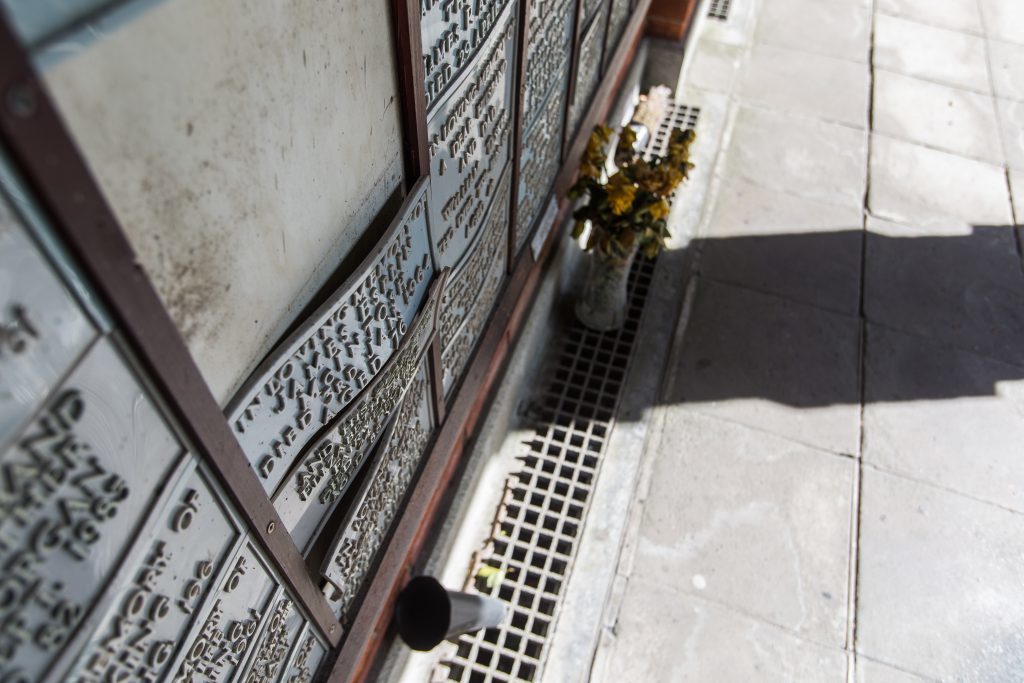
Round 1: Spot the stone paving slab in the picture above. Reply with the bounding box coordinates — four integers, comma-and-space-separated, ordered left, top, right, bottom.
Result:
631, 409, 854, 648
664, 279, 861, 455
725, 105, 867, 208
755, 0, 871, 63
684, 39, 743, 95
700, 176, 863, 314
863, 324, 1024, 512
978, 0, 1024, 45
857, 468, 1024, 681
988, 39, 1024, 102
864, 217, 1024, 366
874, 13, 990, 94
876, 0, 984, 35
738, 43, 869, 128
599, 577, 848, 683
868, 135, 1011, 226
872, 70, 1003, 163
995, 97, 1024, 171
855, 658, 934, 683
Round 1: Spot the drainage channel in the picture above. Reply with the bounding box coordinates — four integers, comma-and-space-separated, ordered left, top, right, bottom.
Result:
431, 104, 699, 683
707, 0, 732, 21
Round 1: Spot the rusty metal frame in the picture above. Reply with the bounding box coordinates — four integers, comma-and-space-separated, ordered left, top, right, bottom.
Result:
0, 18, 344, 647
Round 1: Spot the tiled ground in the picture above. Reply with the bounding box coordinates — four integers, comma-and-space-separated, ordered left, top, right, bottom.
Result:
595, 0, 1024, 679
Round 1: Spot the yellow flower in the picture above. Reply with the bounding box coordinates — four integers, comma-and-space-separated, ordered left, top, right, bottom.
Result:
606, 172, 637, 215
649, 198, 670, 220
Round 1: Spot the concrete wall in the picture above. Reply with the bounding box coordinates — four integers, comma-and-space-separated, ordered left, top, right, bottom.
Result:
40, 0, 404, 404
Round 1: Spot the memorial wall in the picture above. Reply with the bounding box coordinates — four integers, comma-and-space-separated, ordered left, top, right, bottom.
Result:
0, 0, 645, 677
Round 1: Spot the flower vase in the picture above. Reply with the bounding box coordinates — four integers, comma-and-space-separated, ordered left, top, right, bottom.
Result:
575, 244, 637, 331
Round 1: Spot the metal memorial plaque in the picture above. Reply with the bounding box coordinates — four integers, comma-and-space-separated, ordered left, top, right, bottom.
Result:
228, 181, 433, 497
516, 83, 568, 254
272, 273, 446, 551
420, 0, 513, 111
437, 166, 509, 351
322, 362, 434, 615
438, 168, 509, 395
520, 0, 574, 131
0, 188, 96, 449
567, 7, 609, 140
583, 0, 607, 26
0, 338, 183, 683
604, 0, 631, 63
427, 1, 515, 274
239, 591, 304, 683
67, 462, 240, 683
172, 542, 278, 682
280, 625, 327, 683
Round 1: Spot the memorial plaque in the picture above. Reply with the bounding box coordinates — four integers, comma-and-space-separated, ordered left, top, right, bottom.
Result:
583, 0, 607, 26
437, 168, 509, 346
420, 0, 513, 111
604, 0, 631, 63
438, 169, 509, 394
322, 362, 434, 615
520, 0, 574, 131
0, 187, 96, 449
516, 84, 567, 255
67, 462, 239, 683
272, 273, 446, 551
280, 625, 327, 683
239, 592, 304, 683
172, 542, 278, 682
427, 1, 515, 273
0, 338, 183, 683
228, 181, 433, 496
567, 7, 609, 139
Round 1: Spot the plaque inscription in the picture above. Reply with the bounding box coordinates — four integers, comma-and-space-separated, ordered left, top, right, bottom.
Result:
228, 182, 433, 496
0, 339, 182, 683
516, 84, 567, 254
567, 7, 608, 139
69, 464, 238, 683
241, 593, 303, 683
421, 0, 513, 111
520, 0, 574, 131
427, 1, 515, 273
281, 626, 327, 683
322, 363, 434, 615
439, 169, 509, 394
172, 543, 278, 682
272, 273, 446, 551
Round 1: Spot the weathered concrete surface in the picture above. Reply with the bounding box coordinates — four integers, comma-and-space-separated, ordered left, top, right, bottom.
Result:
42, 0, 404, 404
590, 0, 1024, 679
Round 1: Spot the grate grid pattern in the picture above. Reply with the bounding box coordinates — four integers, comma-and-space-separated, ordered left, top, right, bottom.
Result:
707, 0, 731, 20
432, 106, 698, 683
643, 104, 701, 161
436, 258, 655, 683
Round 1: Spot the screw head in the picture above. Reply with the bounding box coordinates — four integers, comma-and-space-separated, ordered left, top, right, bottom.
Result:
266, 521, 276, 534
6, 83, 36, 118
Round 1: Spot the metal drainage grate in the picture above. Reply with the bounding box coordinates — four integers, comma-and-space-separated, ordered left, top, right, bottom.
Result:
643, 104, 701, 161
707, 0, 731, 20
435, 257, 656, 683
431, 106, 698, 683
